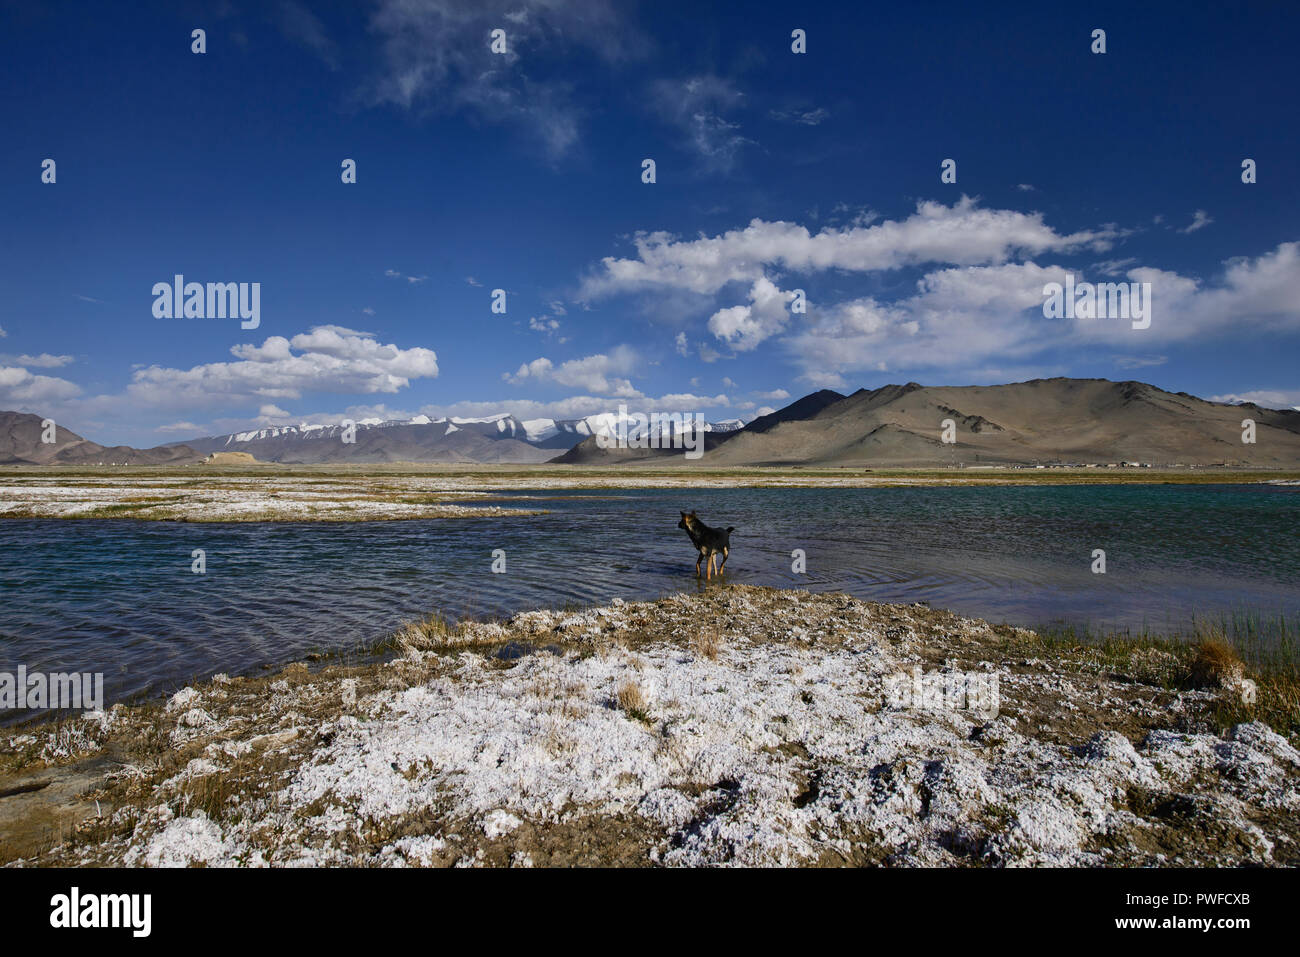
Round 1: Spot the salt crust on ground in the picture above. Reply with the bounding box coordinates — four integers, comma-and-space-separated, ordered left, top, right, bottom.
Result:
8, 587, 1298, 867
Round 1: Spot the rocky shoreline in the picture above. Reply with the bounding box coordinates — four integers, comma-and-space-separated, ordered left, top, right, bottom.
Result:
2, 585, 1296, 867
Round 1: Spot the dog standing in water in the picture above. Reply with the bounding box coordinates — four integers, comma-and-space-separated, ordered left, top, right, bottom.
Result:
678, 511, 735, 580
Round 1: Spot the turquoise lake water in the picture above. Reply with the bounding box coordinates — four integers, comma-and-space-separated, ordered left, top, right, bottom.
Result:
0, 483, 1296, 721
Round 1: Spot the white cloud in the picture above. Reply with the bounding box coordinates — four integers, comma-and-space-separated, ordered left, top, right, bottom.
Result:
1178, 210, 1214, 234
674, 331, 688, 356
504, 345, 641, 397
125, 325, 438, 408
755, 388, 790, 400
575, 199, 1298, 380
0, 365, 82, 407
350, 391, 736, 423
365, 0, 641, 159
785, 242, 1300, 378
707, 277, 797, 351
0, 353, 74, 368
698, 342, 725, 363
653, 392, 729, 408
650, 75, 753, 171
580, 197, 1122, 299
1209, 389, 1300, 411
1092, 257, 1139, 275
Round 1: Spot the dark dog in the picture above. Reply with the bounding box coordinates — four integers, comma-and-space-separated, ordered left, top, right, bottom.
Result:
678, 511, 734, 580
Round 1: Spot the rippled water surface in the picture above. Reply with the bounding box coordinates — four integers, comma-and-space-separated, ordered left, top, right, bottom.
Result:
1, 483, 1296, 718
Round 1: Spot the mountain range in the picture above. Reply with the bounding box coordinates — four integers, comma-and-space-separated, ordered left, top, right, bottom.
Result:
164, 413, 746, 464
0, 410, 745, 466
2, 379, 1298, 468
555, 378, 1300, 468
0, 413, 198, 466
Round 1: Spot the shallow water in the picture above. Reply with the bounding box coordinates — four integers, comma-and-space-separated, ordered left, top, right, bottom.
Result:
0, 483, 1296, 721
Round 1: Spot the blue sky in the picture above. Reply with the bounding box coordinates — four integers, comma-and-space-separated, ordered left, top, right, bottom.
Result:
1, 0, 1297, 446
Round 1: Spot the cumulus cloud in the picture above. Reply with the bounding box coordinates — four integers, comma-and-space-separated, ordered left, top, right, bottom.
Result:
580, 197, 1122, 299
0, 365, 82, 407
707, 277, 798, 351
504, 345, 640, 396
125, 325, 438, 407
785, 242, 1300, 379
576, 195, 1299, 383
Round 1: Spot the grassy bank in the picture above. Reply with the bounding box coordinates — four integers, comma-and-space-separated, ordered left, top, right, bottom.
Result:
1023, 611, 1300, 742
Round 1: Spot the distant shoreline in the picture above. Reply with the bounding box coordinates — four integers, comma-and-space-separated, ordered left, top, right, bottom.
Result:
2, 467, 1296, 522
1, 466, 1297, 518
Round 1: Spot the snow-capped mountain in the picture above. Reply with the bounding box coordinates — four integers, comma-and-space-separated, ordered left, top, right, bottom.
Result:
167, 410, 747, 464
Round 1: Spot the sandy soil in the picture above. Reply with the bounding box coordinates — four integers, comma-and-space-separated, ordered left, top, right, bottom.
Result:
2, 585, 1294, 867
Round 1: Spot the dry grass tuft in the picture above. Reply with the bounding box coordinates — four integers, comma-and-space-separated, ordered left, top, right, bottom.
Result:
691, 633, 721, 661
615, 679, 650, 722
1188, 637, 1244, 689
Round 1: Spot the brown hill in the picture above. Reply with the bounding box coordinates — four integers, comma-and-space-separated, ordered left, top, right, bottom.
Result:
0, 412, 201, 466
555, 379, 1300, 467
